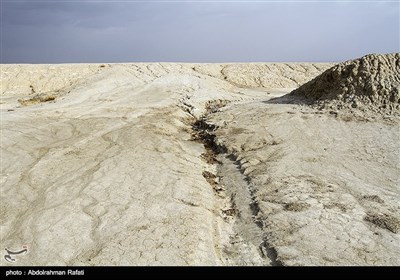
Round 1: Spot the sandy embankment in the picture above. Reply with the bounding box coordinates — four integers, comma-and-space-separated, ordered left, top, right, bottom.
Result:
1, 60, 399, 265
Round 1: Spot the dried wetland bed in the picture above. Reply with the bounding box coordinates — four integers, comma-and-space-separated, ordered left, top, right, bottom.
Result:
1, 54, 399, 265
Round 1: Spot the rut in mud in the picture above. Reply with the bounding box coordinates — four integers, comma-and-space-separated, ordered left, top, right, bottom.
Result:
188, 100, 282, 266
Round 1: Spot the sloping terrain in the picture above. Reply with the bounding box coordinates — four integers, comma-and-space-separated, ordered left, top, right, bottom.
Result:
1, 59, 399, 265
291, 53, 400, 117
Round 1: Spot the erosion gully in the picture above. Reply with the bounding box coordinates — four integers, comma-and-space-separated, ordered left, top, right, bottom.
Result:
185, 99, 282, 266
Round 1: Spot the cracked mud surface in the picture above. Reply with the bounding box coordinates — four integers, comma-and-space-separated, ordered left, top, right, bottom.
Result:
1, 62, 399, 265
209, 102, 400, 265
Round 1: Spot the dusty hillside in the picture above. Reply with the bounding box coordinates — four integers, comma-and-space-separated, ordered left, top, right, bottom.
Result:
1, 62, 332, 97
1, 60, 399, 266
291, 53, 400, 116
192, 63, 332, 88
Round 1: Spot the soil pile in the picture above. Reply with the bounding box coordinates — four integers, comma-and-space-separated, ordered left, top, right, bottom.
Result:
291, 53, 400, 115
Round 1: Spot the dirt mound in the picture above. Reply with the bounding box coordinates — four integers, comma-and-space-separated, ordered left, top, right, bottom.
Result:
291, 53, 400, 116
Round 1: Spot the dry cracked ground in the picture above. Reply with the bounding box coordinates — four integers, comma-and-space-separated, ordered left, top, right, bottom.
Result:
1, 63, 399, 265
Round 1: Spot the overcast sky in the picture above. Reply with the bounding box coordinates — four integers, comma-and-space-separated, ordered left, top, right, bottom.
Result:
1, 0, 399, 63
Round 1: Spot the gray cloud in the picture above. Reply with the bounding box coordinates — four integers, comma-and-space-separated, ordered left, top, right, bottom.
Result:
1, 1, 399, 63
